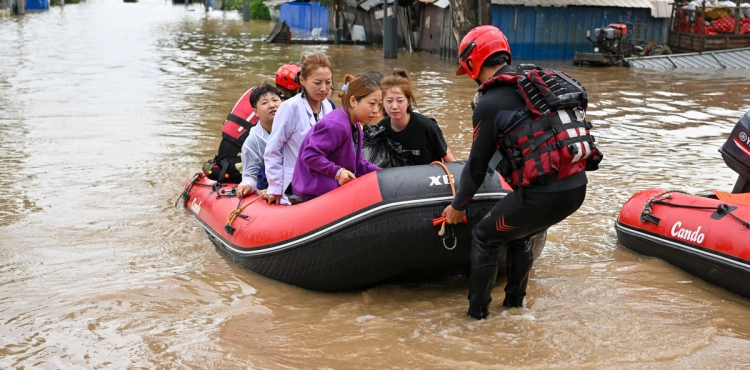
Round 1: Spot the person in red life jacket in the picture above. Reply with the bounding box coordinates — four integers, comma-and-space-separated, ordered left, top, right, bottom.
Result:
291, 74, 382, 200
203, 64, 303, 183
202, 85, 262, 183
442, 25, 601, 319
236, 84, 283, 198
379, 68, 455, 165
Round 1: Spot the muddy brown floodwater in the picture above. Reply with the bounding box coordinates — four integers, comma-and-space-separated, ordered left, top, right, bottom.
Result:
1, 1, 750, 368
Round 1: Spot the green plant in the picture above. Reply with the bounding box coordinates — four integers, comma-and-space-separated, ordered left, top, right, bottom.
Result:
249, 0, 270, 20
223, 0, 241, 11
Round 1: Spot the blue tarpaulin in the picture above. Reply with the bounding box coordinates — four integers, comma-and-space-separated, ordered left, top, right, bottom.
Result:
492, 5, 669, 60
280, 2, 329, 38
26, 0, 49, 11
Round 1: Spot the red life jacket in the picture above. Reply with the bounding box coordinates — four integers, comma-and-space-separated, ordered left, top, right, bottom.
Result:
479, 66, 602, 188
221, 87, 259, 148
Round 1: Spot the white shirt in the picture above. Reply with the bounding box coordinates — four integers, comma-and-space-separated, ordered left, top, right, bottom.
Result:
263, 94, 333, 205
240, 124, 270, 192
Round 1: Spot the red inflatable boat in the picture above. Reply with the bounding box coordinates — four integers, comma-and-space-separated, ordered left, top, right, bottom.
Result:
179, 162, 547, 291
615, 112, 750, 299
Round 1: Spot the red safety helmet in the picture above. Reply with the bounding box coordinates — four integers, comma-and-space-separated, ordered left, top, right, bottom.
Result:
456, 25, 512, 81
275, 64, 302, 91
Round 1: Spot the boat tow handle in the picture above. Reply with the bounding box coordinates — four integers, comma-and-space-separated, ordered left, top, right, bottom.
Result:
430, 161, 468, 250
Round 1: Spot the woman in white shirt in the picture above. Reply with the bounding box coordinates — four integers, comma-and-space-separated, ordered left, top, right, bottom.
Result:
237, 84, 283, 198
264, 53, 334, 205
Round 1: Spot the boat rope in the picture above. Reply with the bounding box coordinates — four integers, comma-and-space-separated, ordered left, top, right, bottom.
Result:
224, 194, 264, 236
430, 161, 465, 250
640, 190, 750, 228
175, 172, 209, 207
639, 190, 689, 223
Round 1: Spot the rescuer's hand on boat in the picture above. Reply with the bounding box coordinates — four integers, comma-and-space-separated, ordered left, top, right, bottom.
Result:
442, 204, 465, 224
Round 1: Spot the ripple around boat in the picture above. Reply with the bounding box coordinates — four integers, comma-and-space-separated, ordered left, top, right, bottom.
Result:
181, 162, 546, 291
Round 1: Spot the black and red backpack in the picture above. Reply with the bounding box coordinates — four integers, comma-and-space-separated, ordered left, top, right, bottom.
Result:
479, 64, 603, 188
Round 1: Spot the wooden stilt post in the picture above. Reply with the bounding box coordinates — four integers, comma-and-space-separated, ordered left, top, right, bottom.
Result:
735, 0, 741, 35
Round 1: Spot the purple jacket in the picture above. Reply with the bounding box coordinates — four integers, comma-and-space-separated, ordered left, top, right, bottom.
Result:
292, 108, 380, 200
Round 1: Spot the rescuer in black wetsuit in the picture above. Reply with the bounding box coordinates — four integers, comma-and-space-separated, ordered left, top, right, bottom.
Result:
442, 26, 590, 320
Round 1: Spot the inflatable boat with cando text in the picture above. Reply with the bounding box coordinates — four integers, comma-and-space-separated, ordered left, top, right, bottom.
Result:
615, 111, 750, 299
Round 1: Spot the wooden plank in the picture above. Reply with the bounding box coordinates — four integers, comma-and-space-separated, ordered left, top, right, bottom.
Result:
668, 30, 750, 53
445, 7, 456, 58
420, 5, 441, 55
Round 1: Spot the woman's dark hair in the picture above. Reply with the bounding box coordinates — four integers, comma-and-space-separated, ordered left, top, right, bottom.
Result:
296, 53, 333, 98
362, 71, 384, 82
249, 84, 282, 109
380, 68, 416, 113
299, 53, 333, 80
363, 71, 386, 116
337, 74, 382, 109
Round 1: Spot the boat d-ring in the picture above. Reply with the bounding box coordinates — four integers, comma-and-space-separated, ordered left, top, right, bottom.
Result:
443, 236, 457, 250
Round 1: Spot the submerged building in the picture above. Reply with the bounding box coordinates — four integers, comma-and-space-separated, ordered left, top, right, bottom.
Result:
266, 0, 672, 60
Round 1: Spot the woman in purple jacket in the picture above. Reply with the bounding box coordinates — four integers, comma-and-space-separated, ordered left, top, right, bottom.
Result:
292, 74, 383, 200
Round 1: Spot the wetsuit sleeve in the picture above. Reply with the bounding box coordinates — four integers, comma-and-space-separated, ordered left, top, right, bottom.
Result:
450, 103, 500, 211
299, 121, 347, 178
263, 102, 295, 195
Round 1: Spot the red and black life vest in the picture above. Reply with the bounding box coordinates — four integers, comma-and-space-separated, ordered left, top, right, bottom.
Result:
221, 87, 259, 148
479, 65, 603, 188
202, 88, 260, 184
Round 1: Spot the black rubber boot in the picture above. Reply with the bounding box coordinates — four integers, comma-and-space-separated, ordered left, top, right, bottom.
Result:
502, 238, 534, 308
466, 240, 500, 320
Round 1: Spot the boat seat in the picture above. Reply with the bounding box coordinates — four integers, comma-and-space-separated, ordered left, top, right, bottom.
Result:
713, 190, 750, 206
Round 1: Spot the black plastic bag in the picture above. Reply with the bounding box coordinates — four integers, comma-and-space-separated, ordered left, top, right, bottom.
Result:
362, 125, 413, 168
202, 155, 243, 183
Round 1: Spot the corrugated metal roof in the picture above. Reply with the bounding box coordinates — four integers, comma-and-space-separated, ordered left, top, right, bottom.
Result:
625, 47, 750, 69
420, 0, 450, 8
491, 0, 646, 6
265, 0, 294, 7
490, 0, 672, 18
359, 0, 393, 11
650, 0, 671, 18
